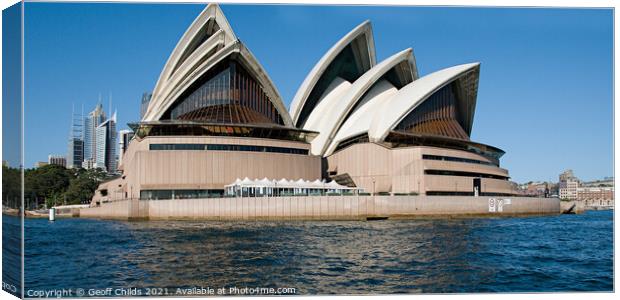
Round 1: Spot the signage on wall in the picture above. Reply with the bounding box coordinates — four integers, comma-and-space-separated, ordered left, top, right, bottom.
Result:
489, 198, 511, 213
488, 198, 496, 212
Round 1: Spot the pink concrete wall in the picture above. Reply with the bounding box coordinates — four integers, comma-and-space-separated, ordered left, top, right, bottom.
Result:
80, 196, 560, 220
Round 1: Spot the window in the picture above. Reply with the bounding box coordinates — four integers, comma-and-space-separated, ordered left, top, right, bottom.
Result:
424, 169, 509, 180
149, 143, 308, 155
165, 59, 284, 125
140, 189, 224, 200
422, 154, 498, 167
334, 133, 369, 152
394, 82, 469, 140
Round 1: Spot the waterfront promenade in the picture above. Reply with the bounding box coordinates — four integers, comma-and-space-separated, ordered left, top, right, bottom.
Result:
79, 195, 560, 221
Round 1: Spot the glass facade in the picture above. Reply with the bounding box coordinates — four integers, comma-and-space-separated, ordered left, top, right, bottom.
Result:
422, 154, 498, 167
67, 138, 83, 169
394, 82, 469, 140
149, 143, 308, 155
95, 117, 117, 173
424, 169, 509, 180
140, 189, 224, 200
165, 59, 284, 125
139, 92, 152, 120
130, 122, 317, 143
84, 104, 105, 161
385, 131, 505, 160
334, 133, 369, 152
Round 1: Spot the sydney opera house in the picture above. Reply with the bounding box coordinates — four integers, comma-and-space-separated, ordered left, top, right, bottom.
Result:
93, 3, 514, 203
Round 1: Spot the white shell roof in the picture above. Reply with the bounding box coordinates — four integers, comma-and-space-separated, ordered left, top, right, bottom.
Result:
142, 4, 292, 126
289, 21, 377, 126
324, 79, 398, 156
304, 48, 415, 156
368, 62, 481, 143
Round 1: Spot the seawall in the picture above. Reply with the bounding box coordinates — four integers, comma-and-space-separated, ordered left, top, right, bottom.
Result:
79, 196, 560, 221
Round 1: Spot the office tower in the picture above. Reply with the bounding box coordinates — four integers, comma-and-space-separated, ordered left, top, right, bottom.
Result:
67, 107, 84, 168
84, 103, 106, 162
95, 111, 117, 173
140, 92, 152, 120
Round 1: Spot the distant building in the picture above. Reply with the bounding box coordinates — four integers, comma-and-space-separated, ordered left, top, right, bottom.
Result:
577, 186, 614, 204
84, 103, 106, 162
140, 92, 152, 120
67, 106, 84, 169
48, 155, 67, 168
558, 169, 580, 200
34, 161, 48, 168
559, 169, 577, 182
582, 178, 614, 187
558, 170, 614, 204
82, 159, 95, 170
67, 137, 84, 169
520, 181, 548, 197
559, 179, 579, 200
95, 112, 117, 173
118, 129, 134, 166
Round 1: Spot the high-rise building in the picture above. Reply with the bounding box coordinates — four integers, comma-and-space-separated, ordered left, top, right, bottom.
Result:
140, 93, 152, 120
67, 107, 84, 169
84, 103, 106, 162
118, 129, 134, 166
67, 138, 83, 168
95, 111, 117, 173
47, 155, 66, 168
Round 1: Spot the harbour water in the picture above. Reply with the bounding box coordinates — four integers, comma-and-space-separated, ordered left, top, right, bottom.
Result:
6, 210, 614, 295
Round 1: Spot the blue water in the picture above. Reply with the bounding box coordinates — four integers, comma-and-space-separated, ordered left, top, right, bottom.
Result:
2, 214, 22, 298
12, 211, 614, 295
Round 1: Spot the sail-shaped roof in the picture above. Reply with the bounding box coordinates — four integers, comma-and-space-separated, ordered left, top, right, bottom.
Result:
143, 4, 292, 127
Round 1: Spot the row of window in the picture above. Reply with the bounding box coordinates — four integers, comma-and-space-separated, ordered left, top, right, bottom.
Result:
149, 143, 309, 155
140, 189, 224, 200
424, 169, 509, 180
422, 154, 498, 167
426, 191, 515, 197
334, 133, 369, 152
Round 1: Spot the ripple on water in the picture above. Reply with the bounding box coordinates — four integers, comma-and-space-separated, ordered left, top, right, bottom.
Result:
12, 210, 614, 294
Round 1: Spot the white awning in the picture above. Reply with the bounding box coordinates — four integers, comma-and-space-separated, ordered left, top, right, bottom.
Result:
225, 178, 362, 192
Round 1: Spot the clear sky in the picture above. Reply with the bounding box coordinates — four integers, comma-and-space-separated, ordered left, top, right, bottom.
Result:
20, 2, 612, 183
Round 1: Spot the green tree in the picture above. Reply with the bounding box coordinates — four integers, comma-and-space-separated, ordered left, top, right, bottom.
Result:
24, 165, 72, 208
62, 168, 108, 205
2, 166, 21, 209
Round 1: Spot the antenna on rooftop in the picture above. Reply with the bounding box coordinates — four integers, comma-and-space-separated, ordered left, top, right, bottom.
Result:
108, 92, 112, 119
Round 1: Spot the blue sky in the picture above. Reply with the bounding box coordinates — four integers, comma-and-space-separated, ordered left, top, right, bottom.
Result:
20, 3, 612, 183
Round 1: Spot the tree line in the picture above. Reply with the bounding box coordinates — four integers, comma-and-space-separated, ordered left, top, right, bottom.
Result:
2, 165, 109, 210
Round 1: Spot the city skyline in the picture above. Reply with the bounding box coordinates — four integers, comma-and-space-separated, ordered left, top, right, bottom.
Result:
16, 3, 613, 183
